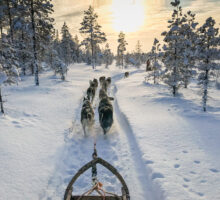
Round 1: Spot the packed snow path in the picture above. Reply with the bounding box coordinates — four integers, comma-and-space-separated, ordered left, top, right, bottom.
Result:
41, 69, 161, 200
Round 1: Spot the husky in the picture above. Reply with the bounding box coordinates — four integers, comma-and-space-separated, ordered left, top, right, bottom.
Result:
98, 97, 114, 134
124, 72, 129, 78
106, 77, 111, 89
99, 89, 108, 100
106, 77, 111, 85
93, 78, 98, 89
99, 89, 114, 101
81, 97, 94, 135
87, 86, 95, 102
101, 80, 108, 92
99, 76, 106, 84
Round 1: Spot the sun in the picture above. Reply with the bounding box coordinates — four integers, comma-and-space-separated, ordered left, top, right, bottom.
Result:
111, 0, 145, 33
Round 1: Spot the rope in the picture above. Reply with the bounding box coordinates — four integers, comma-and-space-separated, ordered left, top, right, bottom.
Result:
92, 142, 98, 185
77, 143, 119, 200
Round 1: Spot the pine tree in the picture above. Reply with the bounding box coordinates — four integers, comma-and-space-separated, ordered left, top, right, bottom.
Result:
135, 40, 142, 67
24, 0, 54, 85
0, 36, 19, 114
103, 43, 113, 68
117, 31, 127, 68
149, 38, 162, 84
180, 11, 198, 88
161, 0, 185, 96
79, 6, 106, 69
73, 35, 82, 63
0, 1, 7, 40
60, 22, 73, 65
196, 17, 220, 111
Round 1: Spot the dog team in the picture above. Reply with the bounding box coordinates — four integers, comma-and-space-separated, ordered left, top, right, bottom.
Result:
81, 76, 114, 135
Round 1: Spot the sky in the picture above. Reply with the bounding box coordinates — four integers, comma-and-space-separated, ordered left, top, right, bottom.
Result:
52, 0, 220, 53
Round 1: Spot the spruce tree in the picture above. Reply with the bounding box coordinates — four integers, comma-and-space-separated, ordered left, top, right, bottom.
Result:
161, 0, 185, 96
135, 40, 142, 67
180, 11, 198, 88
24, 0, 54, 85
103, 43, 113, 68
117, 31, 127, 68
196, 17, 220, 111
60, 22, 73, 65
149, 38, 162, 84
79, 6, 106, 69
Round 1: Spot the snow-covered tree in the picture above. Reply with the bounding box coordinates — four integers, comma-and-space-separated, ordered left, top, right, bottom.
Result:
135, 40, 142, 67
196, 17, 220, 111
72, 35, 82, 63
53, 58, 68, 81
161, 0, 185, 96
0, 1, 7, 39
148, 38, 162, 84
79, 6, 106, 69
60, 22, 73, 65
103, 43, 113, 68
117, 31, 127, 68
24, 0, 54, 85
180, 11, 198, 88
0, 54, 19, 114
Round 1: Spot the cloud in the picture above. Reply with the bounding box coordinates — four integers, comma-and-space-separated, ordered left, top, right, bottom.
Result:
56, 10, 83, 20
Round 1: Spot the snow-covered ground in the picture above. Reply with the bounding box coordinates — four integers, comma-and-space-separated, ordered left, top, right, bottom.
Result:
0, 64, 220, 200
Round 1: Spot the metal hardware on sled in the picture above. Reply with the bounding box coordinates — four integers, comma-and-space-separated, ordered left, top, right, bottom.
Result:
64, 144, 130, 200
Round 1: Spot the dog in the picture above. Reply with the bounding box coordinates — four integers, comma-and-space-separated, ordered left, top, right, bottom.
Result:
101, 80, 108, 92
99, 76, 106, 84
99, 89, 114, 101
87, 86, 95, 103
106, 77, 111, 88
99, 89, 108, 100
81, 97, 94, 135
93, 78, 98, 89
98, 96, 114, 134
124, 72, 129, 78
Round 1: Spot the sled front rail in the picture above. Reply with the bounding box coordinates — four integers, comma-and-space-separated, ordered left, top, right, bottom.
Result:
71, 196, 124, 200
64, 157, 130, 200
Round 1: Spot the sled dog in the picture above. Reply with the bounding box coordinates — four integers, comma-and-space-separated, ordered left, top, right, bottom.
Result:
124, 72, 129, 78
81, 97, 94, 135
98, 97, 113, 134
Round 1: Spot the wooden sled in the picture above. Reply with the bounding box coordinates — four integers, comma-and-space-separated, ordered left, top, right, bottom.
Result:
64, 151, 130, 200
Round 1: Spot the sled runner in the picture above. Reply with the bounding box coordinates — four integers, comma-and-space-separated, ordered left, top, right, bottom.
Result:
64, 144, 130, 200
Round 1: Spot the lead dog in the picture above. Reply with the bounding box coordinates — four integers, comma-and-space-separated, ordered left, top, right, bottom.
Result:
99, 76, 106, 84
124, 72, 129, 78
98, 96, 114, 134
93, 78, 98, 89
81, 97, 94, 135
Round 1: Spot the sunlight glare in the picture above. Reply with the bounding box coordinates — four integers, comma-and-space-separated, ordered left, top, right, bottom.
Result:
111, 0, 145, 33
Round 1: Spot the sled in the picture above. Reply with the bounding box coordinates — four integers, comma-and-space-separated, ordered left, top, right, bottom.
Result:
64, 145, 130, 200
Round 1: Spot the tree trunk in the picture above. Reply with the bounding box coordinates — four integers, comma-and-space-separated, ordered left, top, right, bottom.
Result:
30, 0, 39, 86
121, 53, 124, 69
0, 86, 4, 114
6, 0, 13, 42
90, 32, 95, 69
21, 30, 26, 76
203, 69, 209, 112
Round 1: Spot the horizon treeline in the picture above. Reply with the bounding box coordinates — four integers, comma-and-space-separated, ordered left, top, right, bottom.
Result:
0, 0, 220, 113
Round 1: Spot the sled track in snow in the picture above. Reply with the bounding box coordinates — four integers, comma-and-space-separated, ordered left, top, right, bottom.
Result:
41, 70, 163, 200
112, 84, 162, 200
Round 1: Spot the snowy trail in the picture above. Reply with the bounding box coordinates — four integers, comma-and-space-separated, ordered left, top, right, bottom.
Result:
41, 68, 160, 200
112, 89, 160, 200
114, 71, 220, 200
